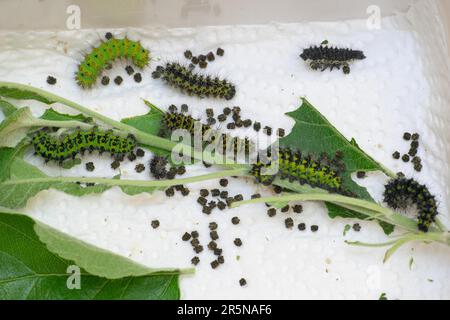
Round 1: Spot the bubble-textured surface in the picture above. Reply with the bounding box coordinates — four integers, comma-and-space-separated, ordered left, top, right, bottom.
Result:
0, 0, 449, 299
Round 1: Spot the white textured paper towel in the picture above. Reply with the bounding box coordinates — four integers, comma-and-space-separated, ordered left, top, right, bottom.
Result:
0, 0, 449, 299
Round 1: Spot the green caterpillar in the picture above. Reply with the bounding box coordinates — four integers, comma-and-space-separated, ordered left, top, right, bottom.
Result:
152, 63, 236, 100
76, 36, 150, 88
32, 128, 136, 164
251, 148, 353, 196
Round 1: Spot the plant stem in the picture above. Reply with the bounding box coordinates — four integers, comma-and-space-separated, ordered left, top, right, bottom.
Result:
380, 165, 397, 179
348, 232, 450, 259
234, 193, 450, 249
2, 167, 249, 188
345, 239, 400, 248
333, 202, 430, 233
33, 119, 93, 130
231, 193, 438, 234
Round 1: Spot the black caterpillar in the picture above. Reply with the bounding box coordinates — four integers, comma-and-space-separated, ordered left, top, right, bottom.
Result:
161, 110, 253, 160
300, 44, 366, 74
32, 128, 136, 164
251, 147, 354, 196
150, 155, 169, 179
383, 176, 438, 232
152, 62, 236, 100
162, 108, 352, 195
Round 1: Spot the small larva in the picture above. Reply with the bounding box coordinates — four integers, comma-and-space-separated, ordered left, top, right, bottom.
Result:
152, 62, 236, 100
383, 177, 438, 232
160, 110, 253, 159
300, 44, 366, 74
149, 155, 169, 180
161, 111, 210, 136
76, 36, 150, 88
251, 147, 352, 196
31, 128, 136, 164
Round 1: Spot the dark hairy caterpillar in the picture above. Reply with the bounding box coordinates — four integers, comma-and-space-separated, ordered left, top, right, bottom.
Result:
300, 44, 366, 74
161, 110, 211, 136
152, 63, 236, 100
150, 155, 169, 179
251, 148, 353, 196
32, 128, 136, 164
383, 177, 438, 232
161, 110, 252, 159
76, 37, 150, 88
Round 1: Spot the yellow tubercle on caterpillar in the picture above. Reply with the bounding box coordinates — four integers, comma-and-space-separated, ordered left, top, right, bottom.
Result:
76, 36, 150, 89
32, 128, 136, 164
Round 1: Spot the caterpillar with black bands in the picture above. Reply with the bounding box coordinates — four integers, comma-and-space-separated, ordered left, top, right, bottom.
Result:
383, 177, 438, 232
162, 111, 211, 136
161, 111, 252, 158
251, 148, 353, 196
300, 45, 366, 74
32, 128, 136, 163
76, 36, 150, 88
152, 63, 236, 100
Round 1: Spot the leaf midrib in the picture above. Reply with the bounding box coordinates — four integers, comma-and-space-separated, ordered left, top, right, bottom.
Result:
0, 272, 92, 285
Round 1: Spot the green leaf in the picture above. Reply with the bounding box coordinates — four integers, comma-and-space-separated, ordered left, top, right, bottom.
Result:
0, 147, 17, 182
0, 140, 30, 182
0, 107, 35, 148
34, 220, 184, 279
121, 100, 169, 158
0, 211, 182, 300
0, 144, 167, 208
280, 98, 394, 234
119, 184, 162, 196
349, 138, 360, 148
109, 173, 161, 196
121, 100, 164, 136
0, 157, 111, 209
40, 108, 92, 123
0, 99, 18, 117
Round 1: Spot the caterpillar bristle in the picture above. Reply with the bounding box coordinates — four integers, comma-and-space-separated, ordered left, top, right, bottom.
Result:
160, 108, 254, 160
383, 176, 438, 232
300, 45, 365, 74
251, 147, 351, 195
152, 62, 236, 100
31, 128, 137, 164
